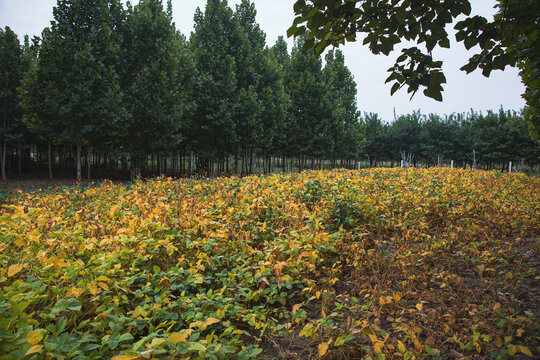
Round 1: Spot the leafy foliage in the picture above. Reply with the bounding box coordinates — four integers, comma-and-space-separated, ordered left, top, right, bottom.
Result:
288, 0, 540, 137
1, 168, 538, 359
0, 26, 25, 179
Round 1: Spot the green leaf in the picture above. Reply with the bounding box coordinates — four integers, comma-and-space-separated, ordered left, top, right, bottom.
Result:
391, 82, 400, 95
51, 298, 82, 314
119, 333, 134, 342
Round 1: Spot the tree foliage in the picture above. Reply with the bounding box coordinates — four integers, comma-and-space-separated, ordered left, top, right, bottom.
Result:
288, 0, 540, 138
119, 0, 183, 176
0, 27, 24, 179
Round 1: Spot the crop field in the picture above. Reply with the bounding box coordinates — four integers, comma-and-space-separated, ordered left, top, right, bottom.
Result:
0, 168, 539, 359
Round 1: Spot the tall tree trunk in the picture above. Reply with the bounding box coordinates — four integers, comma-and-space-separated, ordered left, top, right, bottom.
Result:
48, 142, 53, 179
241, 148, 247, 177
164, 154, 168, 175
234, 146, 240, 174
76, 138, 82, 182
249, 149, 253, 174
1, 141, 6, 180
97, 154, 102, 178
87, 146, 91, 180
189, 150, 193, 177
16, 146, 22, 177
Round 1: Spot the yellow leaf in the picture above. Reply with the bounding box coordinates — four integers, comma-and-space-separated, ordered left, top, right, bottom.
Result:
292, 303, 303, 314
96, 275, 111, 282
111, 355, 140, 360
88, 283, 98, 295
415, 303, 423, 311
27, 331, 44, 345
368, 334, 378, 343
97, 282, 110, 291
25, 345, 43, 355
397, 340, 406, 353
318, 342, 329, 357
117, 228, 134, 235
193, 274, 204, 284
216, 308, 225, 318
507, 344, 517, 355
150, 338, 167, 348
66, 287, 83, 298
493, 302, 501, 311
204, 317, 220, 327
494, 337, 503, 348
516, 328, 524, 337
170, 332, 188, 344
190, 321, 204, 329
373, 341, 384, 354
518, 345, 533, 357
8, 264, 22, 277
413, 338, 422, 351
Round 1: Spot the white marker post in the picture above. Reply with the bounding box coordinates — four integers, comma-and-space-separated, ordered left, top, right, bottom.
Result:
451, 160, 454, 169
401, 160, 404, 168
509, 161, 512, 173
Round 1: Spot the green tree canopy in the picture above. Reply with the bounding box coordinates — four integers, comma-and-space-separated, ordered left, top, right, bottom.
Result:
0, 26, 24, 179
288, 0, 540, 139
190, 0, 241, 168
119, 0, 183, 177
22, 0, 125, 181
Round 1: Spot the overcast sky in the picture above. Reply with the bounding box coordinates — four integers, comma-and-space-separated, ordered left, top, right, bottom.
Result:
0, 0, 526, 122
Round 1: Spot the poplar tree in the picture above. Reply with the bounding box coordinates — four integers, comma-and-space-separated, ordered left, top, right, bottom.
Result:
286, 37, 332, 168
323, 49, 362, 162
23, 0, 125, 182
190, 0, 242, 174
119, 0, 182, 178
0, 27, 23, 179
235, 0, 288, 173
270, 36, 292, 165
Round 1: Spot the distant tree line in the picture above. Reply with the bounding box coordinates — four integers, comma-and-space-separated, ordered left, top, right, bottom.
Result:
363, 109, 539, 171
1, 0, 538, 181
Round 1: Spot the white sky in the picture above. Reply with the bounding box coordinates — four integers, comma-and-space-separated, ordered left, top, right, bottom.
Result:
0, 0, 526, 122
